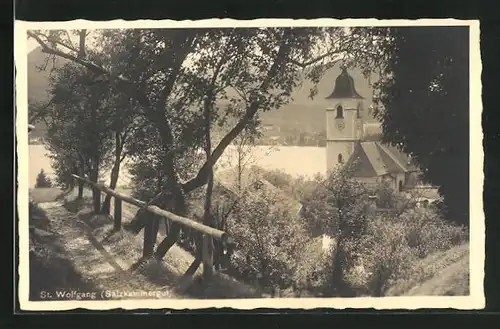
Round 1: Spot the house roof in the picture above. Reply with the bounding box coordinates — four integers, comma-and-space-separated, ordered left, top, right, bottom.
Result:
348, 141, 420, 178
214, 167, 303, 216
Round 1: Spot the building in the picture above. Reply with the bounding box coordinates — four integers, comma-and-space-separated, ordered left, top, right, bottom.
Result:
325, 67, 439, 201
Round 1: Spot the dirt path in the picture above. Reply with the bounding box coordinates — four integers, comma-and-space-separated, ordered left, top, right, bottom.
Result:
37, 201, 176, 300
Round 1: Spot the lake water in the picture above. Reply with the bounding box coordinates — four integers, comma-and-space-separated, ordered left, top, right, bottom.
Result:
28, 144, 327, 188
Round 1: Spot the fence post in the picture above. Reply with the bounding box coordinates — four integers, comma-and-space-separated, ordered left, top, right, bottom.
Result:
114, 197, 122, 231
93, 187, 101, 214
143, 217, 159, 259
202, 235, 214, 280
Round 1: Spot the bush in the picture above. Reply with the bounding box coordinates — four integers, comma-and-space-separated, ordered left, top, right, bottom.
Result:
292, 237, 331, 295
259, 168, 294, 190
35, 169, 53, 188
293, 165, 468, 297
356, 216, 418, 296
227, 190, 310, 292
399, 208, 468, 258
346, 207, 468, 297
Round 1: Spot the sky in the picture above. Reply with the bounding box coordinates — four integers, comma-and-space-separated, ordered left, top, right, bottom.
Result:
27, 38, 38, 53
26, 30, 100, 54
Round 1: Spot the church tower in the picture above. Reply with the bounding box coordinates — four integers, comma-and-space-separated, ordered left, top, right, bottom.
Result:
325, 67, 365, 172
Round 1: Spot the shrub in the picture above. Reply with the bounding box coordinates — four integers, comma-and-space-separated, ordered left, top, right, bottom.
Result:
292, 237, 331, 295
357, 216, 419, 296
35, 169, 53, 188
347, 207, 468, 297
259, 168, 294, 190
399, 208, 468, 258
227, 190, 310, 292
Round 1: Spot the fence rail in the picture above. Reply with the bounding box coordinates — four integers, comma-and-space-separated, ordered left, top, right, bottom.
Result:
71, 174, 228, 242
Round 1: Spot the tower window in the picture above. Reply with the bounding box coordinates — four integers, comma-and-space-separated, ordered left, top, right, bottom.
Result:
398, 180, 403, 192
338, 153, 343, 164
356, 107, 361, 119
336, 105, 344, 119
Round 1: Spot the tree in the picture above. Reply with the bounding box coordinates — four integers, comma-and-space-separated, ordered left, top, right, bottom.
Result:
46, 60, 116, 210
371, 26, 470, 226
28, 27, 386, 268
227, 186, 310, 293
297, 162, 372, 296
35, 169, 52, 188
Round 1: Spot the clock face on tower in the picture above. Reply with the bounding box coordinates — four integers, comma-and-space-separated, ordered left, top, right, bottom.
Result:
336, 120, 345, 131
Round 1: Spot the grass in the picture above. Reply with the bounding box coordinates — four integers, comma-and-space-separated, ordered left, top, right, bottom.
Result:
52, 191, 264, 299
29, 187, 65, 203
29, 201, 104, 301
385, 243, 470, 296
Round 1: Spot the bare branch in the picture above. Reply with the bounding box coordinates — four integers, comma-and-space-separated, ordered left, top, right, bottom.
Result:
182, 29, 294, 193
28, 99, 54, 124
289, 51, 342, 68
28, 31, 110, 77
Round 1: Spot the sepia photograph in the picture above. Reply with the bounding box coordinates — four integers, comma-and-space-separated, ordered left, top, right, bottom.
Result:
15, 19, 483, 310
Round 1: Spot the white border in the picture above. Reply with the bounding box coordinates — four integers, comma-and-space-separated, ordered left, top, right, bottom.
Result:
15, 18, 484, 311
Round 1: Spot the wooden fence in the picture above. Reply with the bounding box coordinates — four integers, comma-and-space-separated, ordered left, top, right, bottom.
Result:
71, 174, 228, 281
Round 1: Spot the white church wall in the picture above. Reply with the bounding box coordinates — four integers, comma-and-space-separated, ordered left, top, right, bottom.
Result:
326, 108, 359, 141
326, 142, 355, 172
396, 173, 406, 192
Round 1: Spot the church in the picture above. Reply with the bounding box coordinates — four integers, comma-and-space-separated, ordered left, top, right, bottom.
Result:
324, 67, 439, 202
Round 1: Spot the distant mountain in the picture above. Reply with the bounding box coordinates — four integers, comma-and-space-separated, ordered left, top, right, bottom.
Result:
27, 46, 69, 139
27, 46, 379, 141
257, 65, 378, 134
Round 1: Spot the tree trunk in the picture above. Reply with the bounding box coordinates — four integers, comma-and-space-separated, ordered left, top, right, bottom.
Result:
150, 185, 185, 260
77, 181, 84, 199
201, 95, 215, 281
143, 176, 165, 258
202, 173, 215, 280
90, 161, 101, 214
77, 157, 85, 199
154, 223, 181, 260
102, 160, 121, 213
182, 233, 203, 277
102, 132, 123, 214
330, 237, 354, 297
213, 215, 221, 271
143, 215, 159, 259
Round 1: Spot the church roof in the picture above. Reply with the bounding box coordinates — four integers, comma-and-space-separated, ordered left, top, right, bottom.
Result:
325, 67, 364, 100
381, 144, 420, 172
347, 141, 419, 177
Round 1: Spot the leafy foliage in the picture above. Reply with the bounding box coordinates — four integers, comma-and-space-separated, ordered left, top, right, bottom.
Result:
227, 190, 310, 292
372, 26, 470, 225
291, 163, 467, 297
35, 169, 53, 188
291, 237, 332, 295
27, 28, 469, 296
348, 207, 468, 296
45, 60, 116, 187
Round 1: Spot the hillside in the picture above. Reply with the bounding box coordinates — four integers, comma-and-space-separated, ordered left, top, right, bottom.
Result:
27, 45, 379, 142
29, 187, 263, 300
386, 243, 470, 296
27, 47, 69, 139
